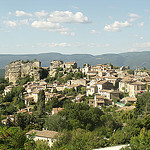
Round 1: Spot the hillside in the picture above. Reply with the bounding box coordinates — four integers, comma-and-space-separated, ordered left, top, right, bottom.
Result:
0, 51, 150, 69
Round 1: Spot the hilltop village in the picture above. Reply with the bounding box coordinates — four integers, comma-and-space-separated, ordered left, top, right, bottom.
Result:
0, 59, 150, 149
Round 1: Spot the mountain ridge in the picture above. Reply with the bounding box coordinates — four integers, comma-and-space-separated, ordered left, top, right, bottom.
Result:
0, 51, 150, 69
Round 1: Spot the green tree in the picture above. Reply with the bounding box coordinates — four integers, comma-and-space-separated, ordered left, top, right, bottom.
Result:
58, 103, 104, 131
34, 140, 50, 150
130, 128, 150, 150
44, 114, 68, 132
134, 92, 150, 116
37, 90, 45, 116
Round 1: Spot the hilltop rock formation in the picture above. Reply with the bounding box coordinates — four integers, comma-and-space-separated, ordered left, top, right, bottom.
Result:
5, 60, 41, 84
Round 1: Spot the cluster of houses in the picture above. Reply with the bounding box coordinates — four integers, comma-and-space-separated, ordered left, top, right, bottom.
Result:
3, 60, 150, 111
2, 60, 150, 147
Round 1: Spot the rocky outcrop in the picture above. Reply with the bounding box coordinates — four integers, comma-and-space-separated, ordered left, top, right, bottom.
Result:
49, 60, 63, 77
5, 60, 41, 84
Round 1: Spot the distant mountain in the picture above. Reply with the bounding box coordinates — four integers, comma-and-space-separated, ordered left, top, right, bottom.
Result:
0, 51, 150, 69
0, 69, 5, 78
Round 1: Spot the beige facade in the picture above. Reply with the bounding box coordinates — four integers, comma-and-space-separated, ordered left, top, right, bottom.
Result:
26, 130, 58, 147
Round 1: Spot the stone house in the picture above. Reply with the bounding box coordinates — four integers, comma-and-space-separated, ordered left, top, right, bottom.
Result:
98, 71, 107, 77
81, 64, 91, 75
104, 77, 121, 86
75, 93, 85, 102
67, 84, 82, 91
69, 79, 87, 86
4, 85, 14, 95
97, 81, 113, 93
121, 97, 137, 104
89, 95, 112, 107
31, 90, 39, 103
86, 86, 97, 96
56, 85, 65, 91
128, 81, 147, 97
119, 77, 135, 93
60, 62, 77, 69
52, 108, 64, 115
87, 71, 98, 78
25, 96, 34, 106
98, 90, 120, 100
1, 115, 14, 125
26, 130, 58, 147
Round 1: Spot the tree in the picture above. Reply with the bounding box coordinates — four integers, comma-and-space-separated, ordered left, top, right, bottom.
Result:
52, 128, 109, 150
34, 140, 50, 150
58, 103, 104, 131
134, 92, 150, 116
130, 128, 150, 150
44, 115, 68, 132
37, 90, 45, 116
15, 113, 31, 130
81, 87, 86, 94
39, 68, 49, 80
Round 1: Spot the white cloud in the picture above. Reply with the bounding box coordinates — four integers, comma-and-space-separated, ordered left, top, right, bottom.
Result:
128, 13, 141, 22
60, 31, 75, 36
89, 43, 110, 48
35, 10, 48, 18
144, 10, 150, 12
108, 16, 113, 20
3, 21, 17, 27
70, 32, 75, 36
15, 10, 32, 17
104, 21, 131, 32
8, 12, 12, 15
138, 22, 144, 27
135, 34, 144, 40
134, 42, 150, 48
37, 42, 71, 48
48, 11, 90, 23
128, 48, 137, 52
31, 21, 66, 31
20, 19, 29, 25
90, 29, 100, 34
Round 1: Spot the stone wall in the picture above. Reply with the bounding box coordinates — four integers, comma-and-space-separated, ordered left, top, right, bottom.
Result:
5, 60, 41, 84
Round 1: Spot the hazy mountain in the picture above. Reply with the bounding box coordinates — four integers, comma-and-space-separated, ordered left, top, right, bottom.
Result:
0, 51, 150, 70
0, 69, 5, 78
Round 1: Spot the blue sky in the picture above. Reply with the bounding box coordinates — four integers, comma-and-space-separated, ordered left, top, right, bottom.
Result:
0, 0, 150, 55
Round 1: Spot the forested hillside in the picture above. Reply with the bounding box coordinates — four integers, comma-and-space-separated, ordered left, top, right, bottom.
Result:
1, 51, 150, 69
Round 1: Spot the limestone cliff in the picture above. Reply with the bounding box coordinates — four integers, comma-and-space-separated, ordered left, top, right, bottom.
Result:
5, 60, 41, 84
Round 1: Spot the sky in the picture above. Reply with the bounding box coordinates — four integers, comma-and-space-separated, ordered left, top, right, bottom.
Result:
0, 0, 150, 55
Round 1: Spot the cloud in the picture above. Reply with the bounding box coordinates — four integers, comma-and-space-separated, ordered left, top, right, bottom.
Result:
3, 21, 17, 27
20, 19, 29, 25
138, 22, 144, 27
108, 16, 113, 20
48, 11, 90, 23
128, 13, 141, 22
60, 31, 75, 36
15, 10, 32, 17
37, 42, 71, 48
3, 10, 90, 35
90, 29, 100, 34
134, 42, 150, 48
88, 43, 110, 48
135, 34, 144, 40
35, 10, 48, 18
31, 20, 67, 32
104, 21, 131, 32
